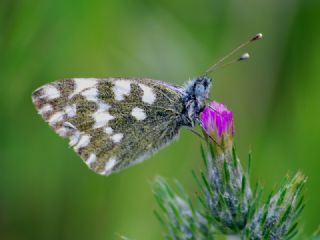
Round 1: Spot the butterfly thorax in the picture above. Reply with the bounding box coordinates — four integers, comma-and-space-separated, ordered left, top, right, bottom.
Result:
182, 75, 212, 127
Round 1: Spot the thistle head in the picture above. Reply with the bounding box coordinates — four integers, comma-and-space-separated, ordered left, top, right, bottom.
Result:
153, 177, 213, 239
246, 172, 306, 239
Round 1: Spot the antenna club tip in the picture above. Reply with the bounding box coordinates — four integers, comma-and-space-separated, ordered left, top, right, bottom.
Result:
251, 33, 263, 42
239, 53, 250, 61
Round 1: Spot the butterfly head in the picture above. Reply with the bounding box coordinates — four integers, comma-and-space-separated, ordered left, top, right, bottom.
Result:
182, 75, 212, 126
185, 75, 212, 103
193, 75, 212, 101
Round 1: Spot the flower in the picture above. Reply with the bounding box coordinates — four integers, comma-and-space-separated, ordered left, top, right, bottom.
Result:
198, 102, 252, 234
200, 101, 234, 150
153, 96, 307, 239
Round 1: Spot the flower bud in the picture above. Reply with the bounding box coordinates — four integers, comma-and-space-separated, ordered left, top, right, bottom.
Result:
200, 101, 234, 151
199, 102, 252, 233
153, 177, 212, 239
246, 172, 306, 239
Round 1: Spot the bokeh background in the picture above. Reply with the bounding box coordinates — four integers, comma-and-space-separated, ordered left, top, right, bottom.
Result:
1, 0, 320, 239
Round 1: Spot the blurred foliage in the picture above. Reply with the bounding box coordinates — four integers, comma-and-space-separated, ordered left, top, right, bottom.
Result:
1, 0, 320, 239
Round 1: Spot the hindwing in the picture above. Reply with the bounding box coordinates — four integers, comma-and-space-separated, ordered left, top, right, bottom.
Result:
32, 78, 185, 175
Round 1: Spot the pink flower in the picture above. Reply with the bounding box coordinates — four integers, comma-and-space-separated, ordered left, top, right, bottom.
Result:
200, 101, 234, 148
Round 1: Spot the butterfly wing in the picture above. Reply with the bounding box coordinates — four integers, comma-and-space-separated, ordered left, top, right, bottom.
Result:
32, 78, 186, 175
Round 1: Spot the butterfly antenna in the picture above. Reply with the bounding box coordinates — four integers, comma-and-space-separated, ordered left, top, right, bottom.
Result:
205, 33, 263, 75
214, 52, 250, 70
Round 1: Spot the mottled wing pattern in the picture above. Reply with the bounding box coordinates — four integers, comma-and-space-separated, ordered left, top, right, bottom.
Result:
32, 78, 185, 175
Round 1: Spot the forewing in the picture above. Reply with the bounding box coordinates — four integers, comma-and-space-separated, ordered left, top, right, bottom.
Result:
32, 78, 185, 175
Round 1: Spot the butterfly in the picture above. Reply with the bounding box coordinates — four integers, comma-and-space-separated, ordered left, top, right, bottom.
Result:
32, 76, 212, 175
31, 34, 262, 176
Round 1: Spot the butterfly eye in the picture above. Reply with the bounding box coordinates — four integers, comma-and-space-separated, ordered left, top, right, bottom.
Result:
195, 84, 205, 97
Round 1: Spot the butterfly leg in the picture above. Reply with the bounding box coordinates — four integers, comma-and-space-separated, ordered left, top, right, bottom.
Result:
188, 128, 207, 142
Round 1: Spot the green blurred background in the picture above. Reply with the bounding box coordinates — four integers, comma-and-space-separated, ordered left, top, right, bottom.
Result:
1, 0, 320, 239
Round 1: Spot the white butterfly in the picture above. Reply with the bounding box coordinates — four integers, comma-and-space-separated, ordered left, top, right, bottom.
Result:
32, 33, 262, 176
32, 76, 211, 175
